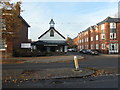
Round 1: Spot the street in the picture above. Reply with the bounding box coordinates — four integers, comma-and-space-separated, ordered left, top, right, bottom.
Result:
2, 52, 119, 88
2, 52, 119, 70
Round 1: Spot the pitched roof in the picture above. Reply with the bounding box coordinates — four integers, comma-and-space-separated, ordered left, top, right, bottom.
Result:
38, 27, 66, 39
97, 17, 120, 25
84, 25, 95, 32
19, 16, 30, 27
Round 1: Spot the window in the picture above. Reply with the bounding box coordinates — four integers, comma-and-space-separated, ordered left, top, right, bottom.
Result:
102, 44, 105, 49
0, 19, 6, 30
50, 30, 54, 37
82, 39, 84, 43
96, 35, 98, 40
110, 23, 116, 40
91, 37, 93, 41
82, 45, 84, 49
96, 44, 99, 49
86, 45, 88, 49
80, 46, 82, 50
110, 33, 116, 39
96, 27, 98, 31
85, 38, 86, 42
79, 40, 81, 43
101, 24, 105, 30
101, 34, 105, 40
0, 39, 6, 50
2, 24, 6, 30
87, 38, 88, 42
110, 23, 116, 29
91, 45, 93, 49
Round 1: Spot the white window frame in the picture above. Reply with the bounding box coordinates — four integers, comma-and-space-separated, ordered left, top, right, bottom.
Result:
0, 39, 6, 51
110, 33, 116, 39
102, 44, 105, 49
101, 34, 105, 40
101, 24, 105, 30
96, 44, 99, 49
91, 37, 93, 41
96, 35, 98, 40
87, 38, 88, 42
110, 23, 116, 29
91, 45, 93, 49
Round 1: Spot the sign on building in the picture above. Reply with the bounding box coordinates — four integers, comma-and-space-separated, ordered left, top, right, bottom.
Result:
21, 43, 31, 48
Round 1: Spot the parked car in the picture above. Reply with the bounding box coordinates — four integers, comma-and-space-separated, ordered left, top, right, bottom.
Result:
68, 48, 77, 52
79, 49, 87, 54
86, 49, 99, 55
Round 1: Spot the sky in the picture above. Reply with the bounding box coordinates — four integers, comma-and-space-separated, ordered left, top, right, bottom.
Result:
18, 0, 119, 41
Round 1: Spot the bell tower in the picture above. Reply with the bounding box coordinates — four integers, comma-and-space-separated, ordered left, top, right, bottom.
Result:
49, 19, 55, 27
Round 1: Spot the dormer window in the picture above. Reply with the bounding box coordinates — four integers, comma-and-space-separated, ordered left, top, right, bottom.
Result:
50, 30, 54, 37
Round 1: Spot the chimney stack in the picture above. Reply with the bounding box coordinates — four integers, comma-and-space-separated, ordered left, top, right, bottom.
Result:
15, 2, 21, 16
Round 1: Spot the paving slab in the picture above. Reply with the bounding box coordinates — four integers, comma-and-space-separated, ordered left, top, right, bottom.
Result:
2, 68, 95, 82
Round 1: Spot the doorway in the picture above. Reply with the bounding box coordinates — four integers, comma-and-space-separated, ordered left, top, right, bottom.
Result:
109, 43, 118, 54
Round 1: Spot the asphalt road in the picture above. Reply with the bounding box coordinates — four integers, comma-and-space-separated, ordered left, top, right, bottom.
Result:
2, 52, 119, 88
2, 52, 119, 70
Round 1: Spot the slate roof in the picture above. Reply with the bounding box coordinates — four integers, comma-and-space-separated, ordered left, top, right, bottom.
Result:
84, 25, 95, 32
97, 17, 120, 25
38, 27, 66, 39
31, 40, 68, 45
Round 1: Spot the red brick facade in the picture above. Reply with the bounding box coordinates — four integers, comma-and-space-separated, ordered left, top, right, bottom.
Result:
77, 17, 120, 54
0, 3, 30, 57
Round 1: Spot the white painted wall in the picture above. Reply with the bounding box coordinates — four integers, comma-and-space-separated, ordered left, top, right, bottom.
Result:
39, 30, 65, 41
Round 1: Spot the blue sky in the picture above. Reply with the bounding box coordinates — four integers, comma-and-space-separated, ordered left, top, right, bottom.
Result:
20, 1, 118, 41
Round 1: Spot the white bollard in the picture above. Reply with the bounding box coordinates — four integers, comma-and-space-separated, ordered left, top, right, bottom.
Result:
74, 56, 79, 71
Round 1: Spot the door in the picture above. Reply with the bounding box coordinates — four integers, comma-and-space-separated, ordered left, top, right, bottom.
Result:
109, 43, 118, 54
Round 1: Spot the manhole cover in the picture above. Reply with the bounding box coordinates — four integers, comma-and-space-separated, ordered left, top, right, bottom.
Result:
50, 81, 64, 84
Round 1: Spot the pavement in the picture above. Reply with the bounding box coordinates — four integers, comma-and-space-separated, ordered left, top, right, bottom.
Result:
99, 53, 120, 57
2, 68, 95, 82
1, 54, 85, 64
2, 54, 95, 82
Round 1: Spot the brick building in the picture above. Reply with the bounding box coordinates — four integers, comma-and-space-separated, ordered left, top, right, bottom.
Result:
73, 36, 79, 46
0, 2, 30, 57
77, 17, 120, 54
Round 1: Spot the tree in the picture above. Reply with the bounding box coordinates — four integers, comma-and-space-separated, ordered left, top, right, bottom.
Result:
0, 0, 22, 39
66, 37, 77, 49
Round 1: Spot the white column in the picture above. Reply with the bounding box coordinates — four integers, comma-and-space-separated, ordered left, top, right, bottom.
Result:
60, 46, 63, 52
64, 46, 68, 52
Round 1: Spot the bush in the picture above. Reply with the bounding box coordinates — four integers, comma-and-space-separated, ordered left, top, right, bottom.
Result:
13, 49, 32, 57
13, 49, 47, 57
13, 49, 66, 57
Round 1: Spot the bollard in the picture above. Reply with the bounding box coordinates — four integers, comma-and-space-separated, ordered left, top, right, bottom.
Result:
74, 56, 79, 71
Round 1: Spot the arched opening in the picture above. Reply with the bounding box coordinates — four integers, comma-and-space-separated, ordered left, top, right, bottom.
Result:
50, 30, 54, 37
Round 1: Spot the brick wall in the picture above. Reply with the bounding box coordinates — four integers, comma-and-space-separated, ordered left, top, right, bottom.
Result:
75, 17, 120, 54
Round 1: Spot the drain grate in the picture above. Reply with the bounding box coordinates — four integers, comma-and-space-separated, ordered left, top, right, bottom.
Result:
50, 80, 64, 84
